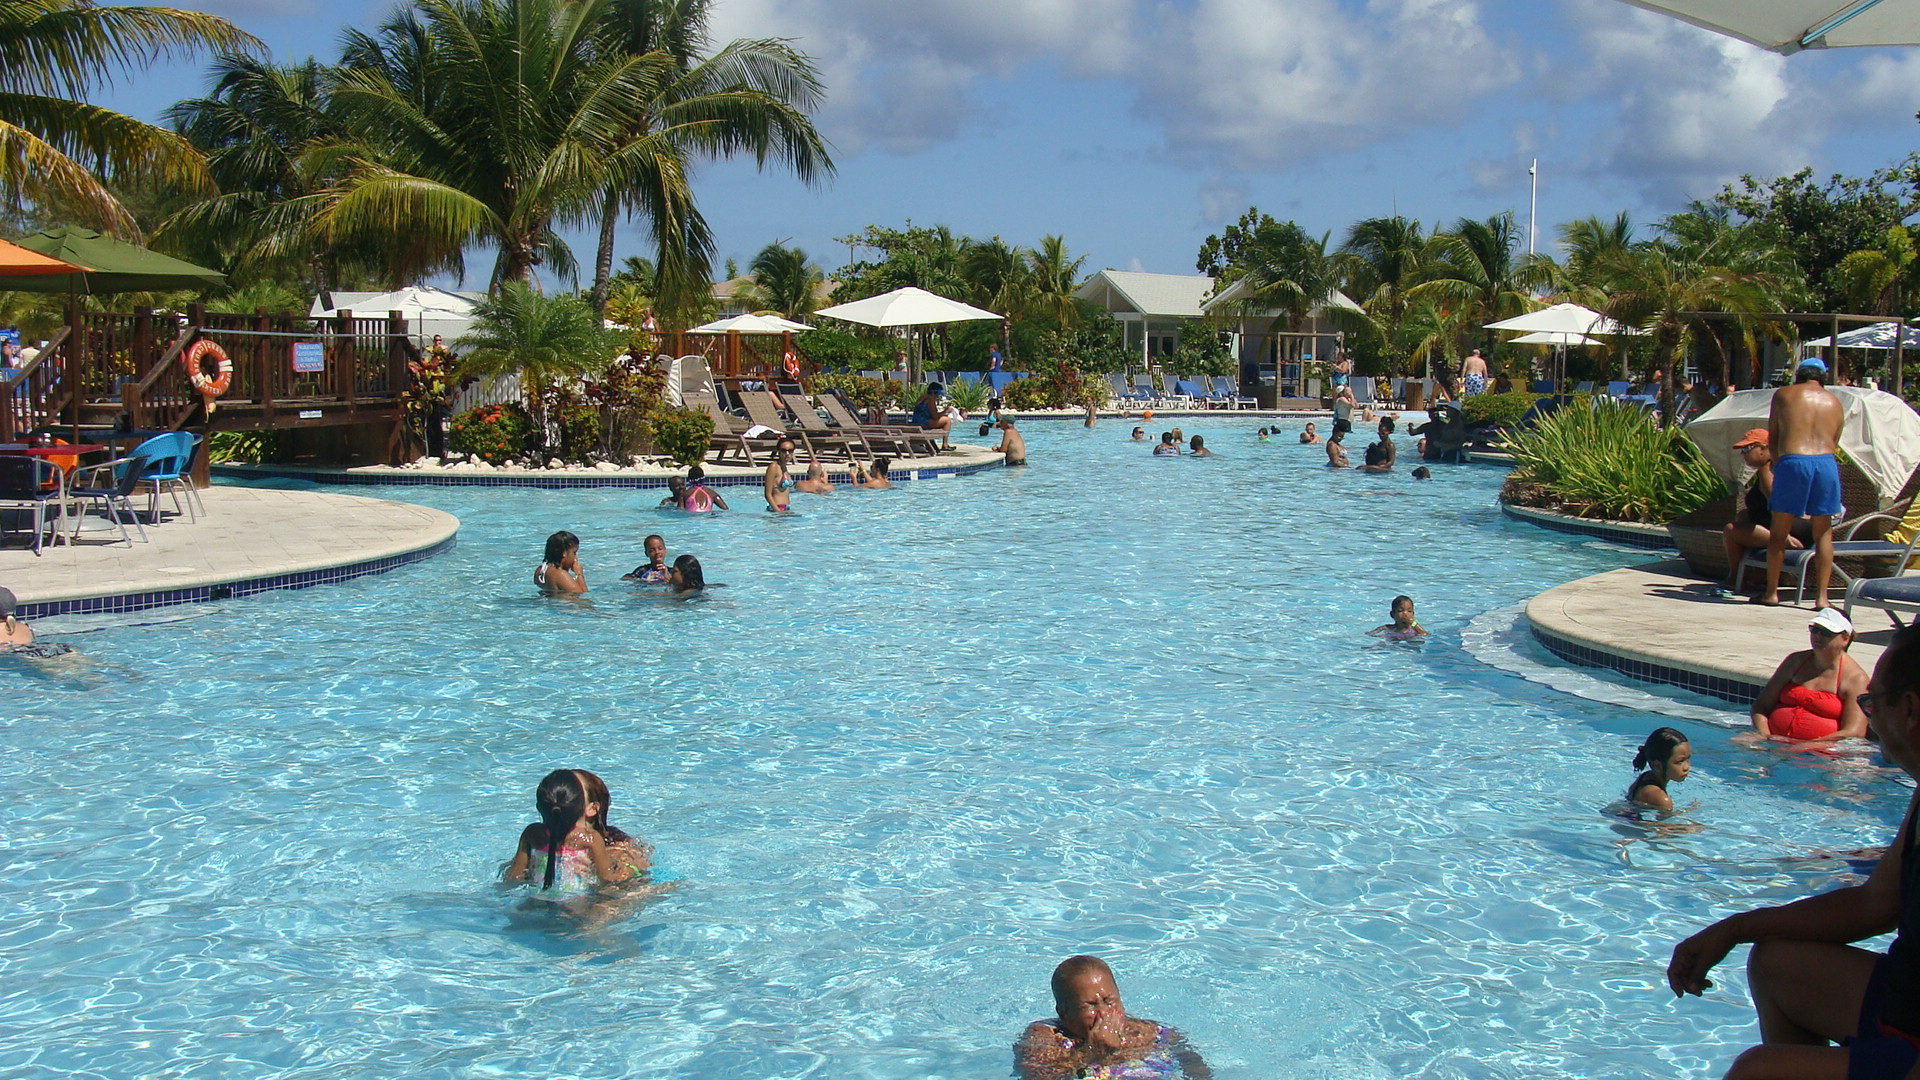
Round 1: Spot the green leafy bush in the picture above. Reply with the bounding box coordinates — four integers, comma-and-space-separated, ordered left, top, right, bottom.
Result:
1002, 375, 1065, 410
1460, 390, 1542, 428
799, 327, 894, 371
1505, 398, 1724, 523
450, 401, 534, 464
556, 402, 600, 462
652, 405, 714, 467
810, 372, 901, 409
207, 429, 280, 464
944, 377, 989, 412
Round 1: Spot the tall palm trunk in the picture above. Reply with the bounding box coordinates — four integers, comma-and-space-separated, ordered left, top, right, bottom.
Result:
590, 189, 619, 316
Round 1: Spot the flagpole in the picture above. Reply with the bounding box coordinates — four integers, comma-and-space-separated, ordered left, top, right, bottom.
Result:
1528, 159, 1538, 256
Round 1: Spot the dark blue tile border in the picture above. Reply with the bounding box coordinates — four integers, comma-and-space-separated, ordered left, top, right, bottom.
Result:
1500, 502, 1676, 550
213, 458, 1003, 488
16, 533, 456, 620
1529, 620, 1761, 705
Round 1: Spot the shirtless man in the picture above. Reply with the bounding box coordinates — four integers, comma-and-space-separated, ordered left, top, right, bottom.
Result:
1667, 625, 1920, 1080
994, 418, 1027, 466
1460, 349, 1490, 396
1760, 359, 1846, 608
794, 462, 835, 494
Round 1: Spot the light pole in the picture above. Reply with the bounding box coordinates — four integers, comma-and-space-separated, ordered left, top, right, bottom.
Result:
1528, 159, 1538, 256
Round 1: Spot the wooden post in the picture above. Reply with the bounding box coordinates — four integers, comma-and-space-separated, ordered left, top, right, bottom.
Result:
335, 309, 356, 406
129, 306, 152, 431
66, 291, 81, 442
258, 308, 276, 424
387, 310, 408, 465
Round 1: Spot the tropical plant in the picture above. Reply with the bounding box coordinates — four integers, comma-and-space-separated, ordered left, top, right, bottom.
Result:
0, 1, 256, 235
1459, 390, 1541, 428
1834, 224, 1920, 316
1026, 234, 1086, 326
1413, 212, 1538, 360
650, 403, 712, 466
943, 376, 989, 412
1713, 159, 1920, 311
1164, 332, 1234, 377
1503, 398, 1725, 522
458, 282, 623, 443
583, 0, 832, 318
449, 400, 535, 463
1001, 375, 1064, 410
206, 428, 279, 463
1339, 214, 1432, 371
583, 350, 667, 459
733, 241, 825, 320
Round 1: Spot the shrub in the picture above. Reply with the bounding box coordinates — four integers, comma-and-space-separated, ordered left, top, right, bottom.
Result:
800, 327, 894, 371
1461, 390, 1542, 428
1504, 397, 1724, 523
556, 402, 601, 462
652, 405, 714, 467
207, 429, 279, 463
811, 372, 901, 410
450, 401, 534, 464
944, 377, 989, 412
1002, 375, 1065, 410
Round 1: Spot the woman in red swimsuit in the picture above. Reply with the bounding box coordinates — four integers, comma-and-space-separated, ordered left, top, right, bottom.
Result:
1750, 608, 1870, 741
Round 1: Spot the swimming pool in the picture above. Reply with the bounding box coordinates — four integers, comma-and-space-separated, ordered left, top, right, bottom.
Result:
3, 418, 1907, 1078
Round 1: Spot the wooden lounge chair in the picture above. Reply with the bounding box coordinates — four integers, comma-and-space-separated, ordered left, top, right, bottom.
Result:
684, 389, 779, 466
816, 390, 942, 457
737, 388, 852, 463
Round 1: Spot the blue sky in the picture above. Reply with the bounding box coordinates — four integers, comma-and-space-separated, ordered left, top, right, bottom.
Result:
98, 0, 1920, 287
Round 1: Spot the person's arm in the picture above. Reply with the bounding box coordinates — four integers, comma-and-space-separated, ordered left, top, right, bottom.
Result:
1749, 655, 1797, 734
503, 823, 539, 882
1166, 1027, 1214, 1080
708, 489, 729, 510
764, 465, 780, 509
1013, 1023, 1078, 1080
1832, 658, 1871, 739
1670, 793, 1910, 997
581, 829, 633, 884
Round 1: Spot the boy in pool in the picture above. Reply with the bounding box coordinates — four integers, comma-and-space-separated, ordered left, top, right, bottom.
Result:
1367, 595, 1428, 640
622, 535, 669, 582
1014, 955, 1212, 1080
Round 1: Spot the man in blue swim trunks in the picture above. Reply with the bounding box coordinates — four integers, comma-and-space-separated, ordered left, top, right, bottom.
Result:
1760, 359, 1846, 608
1668, 625, 1920, 1080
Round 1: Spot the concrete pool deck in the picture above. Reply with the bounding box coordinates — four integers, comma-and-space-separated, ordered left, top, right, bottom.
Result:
0, 485, 457, 618
1526, 559, 1893, 705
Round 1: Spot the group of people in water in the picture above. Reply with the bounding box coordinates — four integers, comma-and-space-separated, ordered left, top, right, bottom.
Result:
534, 529, 708, 596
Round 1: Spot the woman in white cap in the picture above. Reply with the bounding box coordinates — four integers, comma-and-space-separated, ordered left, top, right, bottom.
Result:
1750, 608, 1870, 741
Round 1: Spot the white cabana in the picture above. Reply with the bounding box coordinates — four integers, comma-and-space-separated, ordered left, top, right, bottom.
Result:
312, 285, 482, 345
1686, 387, 1920, 501
1614, 0, 1920, 53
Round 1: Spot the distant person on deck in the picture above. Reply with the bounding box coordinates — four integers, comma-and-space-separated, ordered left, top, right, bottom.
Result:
1759, 360, 1846, 608
1719, 429, 1798, 597
1460, 349, 1489, 396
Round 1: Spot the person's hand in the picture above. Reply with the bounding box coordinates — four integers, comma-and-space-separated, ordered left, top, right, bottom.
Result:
1084, 1008, 1128, 1054
1788, 536, 1805, 550
1668, 924, 1737, 997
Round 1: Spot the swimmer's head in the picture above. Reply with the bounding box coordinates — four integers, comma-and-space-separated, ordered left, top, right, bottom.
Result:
1131, 427, 1145, 439
1189, 435, 1205, 451
670, 553, 706, 591
1305, 422, 1317, 432
1633, 727, 1691, 782
1159, 432, 1174, 444
687, 465, 707, 483
543, 530, 579, 565
1379, 417, 1395, 434
979, 423, 992, 437
1390, 594, 1415, 626
667, 476, 686, 496
1411, 466, 1431, 480
807, 463, 827, 480
996, 418, 1015, 429
872, 457, 891, 477
644, 534, 666, 563
573, 769, 625, 843
1051, 955, 1123, 1040
1171, 428, 1183, 442
0, 586, 14, 618
534, 769, 588, 890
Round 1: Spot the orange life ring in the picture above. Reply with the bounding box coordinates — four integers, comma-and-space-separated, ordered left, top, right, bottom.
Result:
185, 339, 232, 397
782, 349, 801, 380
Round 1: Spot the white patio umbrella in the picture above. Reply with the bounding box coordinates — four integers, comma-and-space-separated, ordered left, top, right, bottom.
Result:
1511, 330, 1603, 347
1686, 387, 1920, 501
1486, 303, 1640, 337
688, 313, 815, 334
1614, 0, 1920, 53
1800, 322, 1920, 350
815, 286, 1002, 381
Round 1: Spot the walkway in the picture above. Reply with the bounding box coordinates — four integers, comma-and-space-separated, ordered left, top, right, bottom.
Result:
1526, 559, 1892, 704
2, 485, 456, 617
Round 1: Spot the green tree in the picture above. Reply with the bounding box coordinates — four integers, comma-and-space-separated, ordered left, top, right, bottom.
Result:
1834, 224, 1920, 317
1413, 212, 1536, 360
734, 241, 824, 320
583, 0, 832, 319
1026, 234, 1086, 326
1714, 159, 1920, 311
458, 282, 624, 443
1340, 215, 1434, 373
0, 0, 256, 236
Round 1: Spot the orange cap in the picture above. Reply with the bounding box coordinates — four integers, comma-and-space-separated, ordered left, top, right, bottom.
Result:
1733, 428, 1769, 449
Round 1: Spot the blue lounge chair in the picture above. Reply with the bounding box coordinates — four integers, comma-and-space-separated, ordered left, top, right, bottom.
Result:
1739, 506, 1918, 606
1843, 517, 1920, 626
1213, 376, 1255, 409
1606, 381, 1631, 398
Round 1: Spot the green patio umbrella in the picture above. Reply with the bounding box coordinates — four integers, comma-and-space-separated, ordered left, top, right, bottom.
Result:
3, 226, 225, 293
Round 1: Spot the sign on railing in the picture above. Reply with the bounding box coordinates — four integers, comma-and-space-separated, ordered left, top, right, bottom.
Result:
291, 341, 325, 373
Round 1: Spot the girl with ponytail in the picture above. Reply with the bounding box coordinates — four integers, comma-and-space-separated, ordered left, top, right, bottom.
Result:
1628, 727, 1693, 813
574, 769, 651, 875
503, 769, 635, 892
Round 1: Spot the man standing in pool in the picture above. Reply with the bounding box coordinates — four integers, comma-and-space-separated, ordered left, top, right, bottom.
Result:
1667, 624, 1920, 1080
1758, 359, 1845, 608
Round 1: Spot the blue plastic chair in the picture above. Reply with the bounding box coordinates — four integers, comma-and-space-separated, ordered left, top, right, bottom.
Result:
987, 371, 1014, 395
131, 431, 204, 523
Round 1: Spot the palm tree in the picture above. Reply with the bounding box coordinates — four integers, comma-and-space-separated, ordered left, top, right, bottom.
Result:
1227, 222, 1346, 359
320, 0, 694, 289
1413, 212, 1535, 359
458, 281, 623, 439
584, 0, 832, 319
1026, 234, 1086, 326
1340, 216, 1432, 373
0, 0, 256, 236
1834, 224, 1920, 317
734, 241, 824, 320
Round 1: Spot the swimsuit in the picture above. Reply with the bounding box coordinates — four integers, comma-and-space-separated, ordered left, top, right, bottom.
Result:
1771, 453, 1843, 518
1743, 478, 1770, 527
1769, 680, 1845, 740
5, 642, 71, 658
527, 844, 597, 897
626, 563, 668, 583
1463, 372, 1487, 396
1380, 627, 1423, 642
686, 486, 714, 512
1039, 1021, 1183, 1080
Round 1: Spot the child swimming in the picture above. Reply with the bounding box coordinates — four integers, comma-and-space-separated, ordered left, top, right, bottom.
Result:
574, 768, 652, 873
1628, 727, 1692, 813
503, 770, 639, 893
1367, 595, 1429, 641
534, 531, 587, 595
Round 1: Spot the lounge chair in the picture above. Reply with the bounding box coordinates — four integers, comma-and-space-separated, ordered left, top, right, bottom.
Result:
816, 390, 943, 457
737, 388, 852, 463
1176, 378, 1211, 407
684, 389, 780, 466
1606, 381, 1631, 398
1735, 492, 1920, 604
1157, 374, 1192, 408
780, 385, 878, 461
1843, 516, 1920, 626
1213, 376, 1255, 409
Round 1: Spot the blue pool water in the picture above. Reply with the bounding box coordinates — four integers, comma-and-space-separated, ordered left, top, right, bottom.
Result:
3, 417, 1909, 1079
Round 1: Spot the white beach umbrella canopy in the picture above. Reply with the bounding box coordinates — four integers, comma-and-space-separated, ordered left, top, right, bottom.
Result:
1800, 322, 1920, 350
688, 313, 814, 334
1613, 0, 1920, 53
1511, 330, 1604, 347
1486, 303, 1641, 337
1686, 386, 1920, 501
814, 286, 1001, 327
